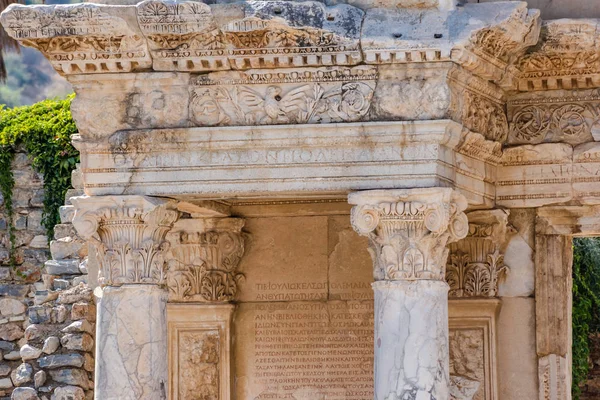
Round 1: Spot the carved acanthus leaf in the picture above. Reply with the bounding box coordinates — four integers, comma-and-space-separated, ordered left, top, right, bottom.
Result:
349, 188, 468, 281
446, 210, 510, 298
166, 218, 245, 303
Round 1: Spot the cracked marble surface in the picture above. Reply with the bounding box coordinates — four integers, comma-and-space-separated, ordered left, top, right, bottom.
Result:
373, 280, 449, 400
96, 284, 168, 400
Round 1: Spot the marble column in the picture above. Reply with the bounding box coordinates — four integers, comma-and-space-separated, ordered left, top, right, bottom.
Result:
349, 188, 469, 400
71, 195, 180, 400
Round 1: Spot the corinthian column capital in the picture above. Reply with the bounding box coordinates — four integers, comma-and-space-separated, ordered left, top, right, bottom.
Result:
166, 217, 246, 303
71, 195, 180, 286
349, 188, 469, 281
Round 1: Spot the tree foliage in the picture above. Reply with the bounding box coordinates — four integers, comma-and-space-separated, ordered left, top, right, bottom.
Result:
0, 95, 78, 265
573, 237, 600, 398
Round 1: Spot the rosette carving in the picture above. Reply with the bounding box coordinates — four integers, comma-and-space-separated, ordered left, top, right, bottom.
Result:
165, 218, 245, 303
71, 196, 180, 286
349, 188, 468, 281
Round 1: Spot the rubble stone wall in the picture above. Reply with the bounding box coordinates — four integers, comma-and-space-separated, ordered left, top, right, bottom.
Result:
0, 151, 93, 400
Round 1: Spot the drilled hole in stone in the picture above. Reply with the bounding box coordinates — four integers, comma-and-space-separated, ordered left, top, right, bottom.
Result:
434, 33, 443, 39
393, 33, 402, 38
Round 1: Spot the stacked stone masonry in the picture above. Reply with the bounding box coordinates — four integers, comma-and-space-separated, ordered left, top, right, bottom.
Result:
0, 156, 94, 400
5, 0, 600, 399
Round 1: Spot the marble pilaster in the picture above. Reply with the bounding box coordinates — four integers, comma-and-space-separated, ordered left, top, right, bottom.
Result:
349, 188, 469, 400
71, 195, 180, 400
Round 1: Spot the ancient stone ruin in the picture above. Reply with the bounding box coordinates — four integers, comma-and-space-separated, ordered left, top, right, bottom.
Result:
1, 0, 598, 399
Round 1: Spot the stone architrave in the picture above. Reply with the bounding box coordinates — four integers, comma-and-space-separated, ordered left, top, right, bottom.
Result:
71, 195, 180, 400
349, 188, 469, 400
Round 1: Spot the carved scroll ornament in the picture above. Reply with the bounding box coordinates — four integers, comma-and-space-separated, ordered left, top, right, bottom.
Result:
349, 188, 469, 281
508, 89, 600, 145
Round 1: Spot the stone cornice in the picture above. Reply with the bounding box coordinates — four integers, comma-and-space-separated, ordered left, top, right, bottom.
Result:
0, 0, 539, 85
511, 19, 600, 92
349, 188, 468, 281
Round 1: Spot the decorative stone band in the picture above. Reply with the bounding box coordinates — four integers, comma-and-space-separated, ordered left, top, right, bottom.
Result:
349, 188, 469, 281
446, 209, 510, 298
165, 218, 245, 303
71, 195, 180, 286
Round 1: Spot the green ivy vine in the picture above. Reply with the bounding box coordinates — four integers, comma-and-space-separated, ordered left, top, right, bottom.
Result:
572, 237, 600, 398
0, 95, 79, 266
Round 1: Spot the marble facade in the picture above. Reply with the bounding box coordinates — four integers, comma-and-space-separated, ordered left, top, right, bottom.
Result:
3, 0, 600, 399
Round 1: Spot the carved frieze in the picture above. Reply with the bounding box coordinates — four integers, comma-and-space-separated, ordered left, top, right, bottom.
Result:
349, 188, 469, 281
508, 89, 600, 145
0, 3, 151, 75
137, 0, 228, 71
166, 218, 245, 303
189, 66, 376, 126
71, 195, 180, 286
446, 210, 510, 298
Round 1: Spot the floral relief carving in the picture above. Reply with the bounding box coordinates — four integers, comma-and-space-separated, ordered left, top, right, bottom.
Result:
446, 210, 510, 298
515, 20, 600, 90
508, 90, 600, 144
190, 67, 376, 127
136, 0, 363, 71
166, 218, 245, 303
179, 330, 220, 400
350, 188, 469, 282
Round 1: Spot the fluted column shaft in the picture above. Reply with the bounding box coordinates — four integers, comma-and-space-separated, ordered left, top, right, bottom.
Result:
350, 188, 469, 400
72, 195, 180, 400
